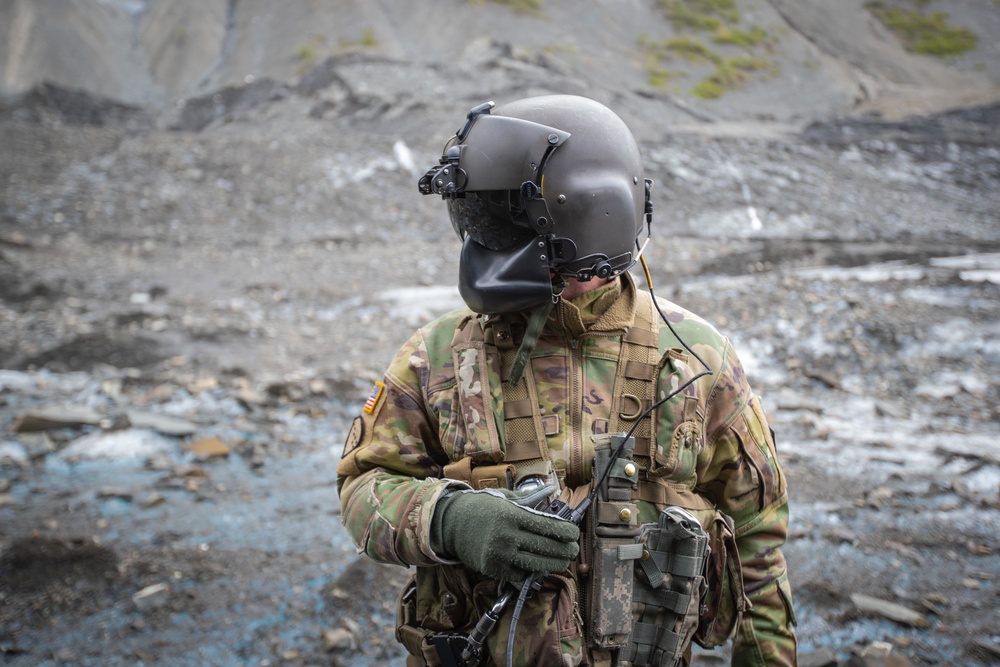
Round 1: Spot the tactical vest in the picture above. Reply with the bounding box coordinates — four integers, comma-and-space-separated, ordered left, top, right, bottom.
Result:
396, 288, 749, 667
445, 289, 713, 508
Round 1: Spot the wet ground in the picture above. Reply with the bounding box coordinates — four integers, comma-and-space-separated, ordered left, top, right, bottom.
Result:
1, 93, 999, 666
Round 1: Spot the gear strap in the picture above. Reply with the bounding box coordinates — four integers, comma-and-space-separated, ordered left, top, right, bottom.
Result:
604, 290, 714, 667
508, 300, 554, 386
610, 290, 659, 471
450, 313, 552, 490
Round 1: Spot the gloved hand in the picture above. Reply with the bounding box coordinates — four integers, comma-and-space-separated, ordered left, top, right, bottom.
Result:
432, 489, 580, 583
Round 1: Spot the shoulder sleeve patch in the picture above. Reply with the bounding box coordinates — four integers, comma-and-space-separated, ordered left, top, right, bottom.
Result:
363, 381, 385, 414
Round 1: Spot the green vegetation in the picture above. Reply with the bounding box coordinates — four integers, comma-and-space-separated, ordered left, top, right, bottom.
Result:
662, 3, 724, 31
712, 25, 769, 48
640, 35, 702, 95
339, 28, 379, 50
693, 55, 773, 98
643, 0, 777, 99
660, 0, 739, 26
299, 31, 382, 73
865, 2, 977, 57
646, 66, 685, 89
468, 0, 544, 16
295, 42, 319, 68
657, 35, 721, 63
543, 43, 578, 57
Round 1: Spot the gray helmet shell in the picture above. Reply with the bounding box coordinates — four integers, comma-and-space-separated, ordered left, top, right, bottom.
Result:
491, 95, 648, 278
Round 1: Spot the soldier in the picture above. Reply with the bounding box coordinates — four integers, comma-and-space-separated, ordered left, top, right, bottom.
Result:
337, 95, 796, 667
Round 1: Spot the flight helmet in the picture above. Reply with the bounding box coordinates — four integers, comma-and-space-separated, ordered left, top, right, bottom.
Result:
419, 94, 652, 314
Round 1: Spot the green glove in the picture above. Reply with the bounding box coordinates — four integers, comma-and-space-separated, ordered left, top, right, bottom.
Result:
432, 489, 580, 583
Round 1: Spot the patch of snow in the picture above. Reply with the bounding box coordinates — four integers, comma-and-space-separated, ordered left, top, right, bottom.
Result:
377, 285, 464, 325
57, 428, 176, 461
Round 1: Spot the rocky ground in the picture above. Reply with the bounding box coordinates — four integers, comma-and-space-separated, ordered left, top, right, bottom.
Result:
2, 1, 1000, 666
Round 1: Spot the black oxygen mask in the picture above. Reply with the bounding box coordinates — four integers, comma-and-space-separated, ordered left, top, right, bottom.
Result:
457, 235, 555, 315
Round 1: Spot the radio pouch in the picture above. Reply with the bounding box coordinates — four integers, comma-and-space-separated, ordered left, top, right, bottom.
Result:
588, 433, 642, 649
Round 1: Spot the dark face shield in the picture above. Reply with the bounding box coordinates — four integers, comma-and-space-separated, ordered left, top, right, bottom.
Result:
419, 114, 570, 245
446, 192, 536, 251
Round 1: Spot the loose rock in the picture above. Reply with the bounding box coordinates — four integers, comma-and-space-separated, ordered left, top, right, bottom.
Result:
185, 436, 230, 460
850, 594, 931, 629
126, 411, 198, 437
11, 405, 102, 432
799, 648, 838, 667
132, 583, 171, 611
323, 628, 357, 652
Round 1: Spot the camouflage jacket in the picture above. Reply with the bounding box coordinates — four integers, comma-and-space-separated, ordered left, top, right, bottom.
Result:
337, 274, 797, 666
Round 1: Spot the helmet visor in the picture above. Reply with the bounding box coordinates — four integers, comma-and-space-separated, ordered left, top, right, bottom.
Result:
447, 191, 535, 251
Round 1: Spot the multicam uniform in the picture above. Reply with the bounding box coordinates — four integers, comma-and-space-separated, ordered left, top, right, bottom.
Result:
337, 275, 797, 666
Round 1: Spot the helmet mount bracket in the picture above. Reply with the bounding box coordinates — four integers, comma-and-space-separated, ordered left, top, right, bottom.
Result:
456, 101, 495, 142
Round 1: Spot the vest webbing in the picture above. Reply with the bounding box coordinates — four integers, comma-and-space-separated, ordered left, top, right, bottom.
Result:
452, 297, 715, 512
612, 290, 714, 513
611, 289, 659, 470
462, 316, 550, 477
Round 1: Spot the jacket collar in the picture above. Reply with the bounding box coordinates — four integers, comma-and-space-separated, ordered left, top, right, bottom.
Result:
550, 273, 638, 338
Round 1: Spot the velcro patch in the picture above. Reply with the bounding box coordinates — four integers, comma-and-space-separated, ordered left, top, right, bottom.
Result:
343, 416, 364, 458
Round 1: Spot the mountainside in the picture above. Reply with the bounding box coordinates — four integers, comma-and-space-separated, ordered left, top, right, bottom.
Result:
2, 0, 999, 124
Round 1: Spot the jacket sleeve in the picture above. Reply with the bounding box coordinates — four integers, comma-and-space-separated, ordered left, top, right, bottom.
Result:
696, 340, 798, 667
336, 327, 469, 568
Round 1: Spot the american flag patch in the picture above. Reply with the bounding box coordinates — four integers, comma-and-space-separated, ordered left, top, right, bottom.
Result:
363, 381, 385, 414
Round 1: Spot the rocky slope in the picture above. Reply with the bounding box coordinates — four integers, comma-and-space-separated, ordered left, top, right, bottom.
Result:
2, 1, 999, 666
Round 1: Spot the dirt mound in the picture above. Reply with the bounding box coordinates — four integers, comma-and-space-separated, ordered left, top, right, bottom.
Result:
0, 536, 119, 631
11, 332, 168, 373
1, 536, 118, 597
